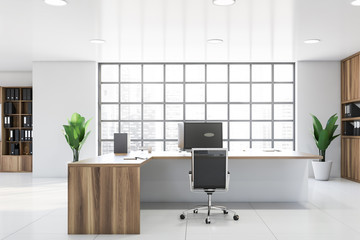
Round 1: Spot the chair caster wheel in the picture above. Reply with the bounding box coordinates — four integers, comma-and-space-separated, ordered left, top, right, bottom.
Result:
223, 210, 228, 214
193, 209, 198, 214
180, 214, 185, 220
205, 217, 211, 224
233, 214, 239, 221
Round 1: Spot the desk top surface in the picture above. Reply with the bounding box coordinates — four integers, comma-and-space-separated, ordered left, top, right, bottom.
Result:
68, 150, 322, 167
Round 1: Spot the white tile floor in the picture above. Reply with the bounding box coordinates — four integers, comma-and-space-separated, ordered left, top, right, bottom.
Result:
1, 174, 360, 240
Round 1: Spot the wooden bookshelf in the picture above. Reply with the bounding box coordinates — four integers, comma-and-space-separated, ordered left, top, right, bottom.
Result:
341, 52, 360, 182
0, 87, 32, 172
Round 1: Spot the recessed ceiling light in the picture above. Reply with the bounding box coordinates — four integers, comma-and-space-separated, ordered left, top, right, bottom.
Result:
213, 0, 236, 6
44, 0, 67, 6
207, 39, 223, 44
304, 39, 321, 44
351, 0, 360, 6
90, 39, 106, 44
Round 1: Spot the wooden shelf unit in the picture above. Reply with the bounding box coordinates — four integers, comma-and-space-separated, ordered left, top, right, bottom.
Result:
341, 52, 360, 182
0, 87, 32, 172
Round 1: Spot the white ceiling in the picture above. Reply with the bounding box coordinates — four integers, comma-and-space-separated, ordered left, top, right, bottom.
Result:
1, 0, 360, 71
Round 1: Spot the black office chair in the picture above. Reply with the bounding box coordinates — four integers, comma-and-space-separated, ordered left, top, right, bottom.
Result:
180, 148, 239, 224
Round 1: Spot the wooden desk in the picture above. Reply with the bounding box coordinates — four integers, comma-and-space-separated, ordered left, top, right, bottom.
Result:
68, 151, 321, 234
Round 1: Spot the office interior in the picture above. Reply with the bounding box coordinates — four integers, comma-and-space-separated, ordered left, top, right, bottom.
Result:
0, 0, 360, 239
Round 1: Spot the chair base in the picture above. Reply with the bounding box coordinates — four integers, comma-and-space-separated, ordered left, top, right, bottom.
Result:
180, 192, 239, 224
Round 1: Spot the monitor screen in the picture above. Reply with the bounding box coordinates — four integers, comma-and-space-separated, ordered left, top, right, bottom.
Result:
178, 122, 223, 151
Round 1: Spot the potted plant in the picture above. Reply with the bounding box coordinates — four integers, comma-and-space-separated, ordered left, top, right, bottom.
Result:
63, 113, 91, 162
311, 113, 340, 180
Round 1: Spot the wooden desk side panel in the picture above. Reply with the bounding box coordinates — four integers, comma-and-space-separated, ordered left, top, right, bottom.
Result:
68, 166, 140, 234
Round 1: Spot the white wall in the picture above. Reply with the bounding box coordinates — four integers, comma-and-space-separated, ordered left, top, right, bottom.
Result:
0, 72, 32, 86
297, 61, 341, 178
33, 62, 97, 177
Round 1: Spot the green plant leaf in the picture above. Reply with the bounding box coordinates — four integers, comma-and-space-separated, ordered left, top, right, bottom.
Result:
311, 113, 339, 156
63, 113, 92, 152
84, 119, 91, 131
79, 131, 91, 150
70, 113, 81, 124
329, 134, 340, 143
317, 130, 330, 150
325, 114, 338, 134
63, 125, 76, 148
311, 114, 323, 140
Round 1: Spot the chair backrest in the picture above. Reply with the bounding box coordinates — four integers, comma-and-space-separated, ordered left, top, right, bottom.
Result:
191, 148, 228, 190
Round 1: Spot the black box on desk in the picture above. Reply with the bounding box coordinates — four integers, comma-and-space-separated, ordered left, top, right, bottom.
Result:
114, 133, 129, 154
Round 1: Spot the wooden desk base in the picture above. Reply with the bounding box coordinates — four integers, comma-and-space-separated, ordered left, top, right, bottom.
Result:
68, 166, 140, 234
68, 151, 321, 234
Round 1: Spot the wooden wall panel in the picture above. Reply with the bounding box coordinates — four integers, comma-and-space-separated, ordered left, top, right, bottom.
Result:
351, 56, 360, 100
68, 166, 140, 234
344, 60, 351, 101
341, 138, 360, 182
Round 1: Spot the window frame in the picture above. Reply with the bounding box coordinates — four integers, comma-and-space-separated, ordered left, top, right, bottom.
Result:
98, 62, 295, 154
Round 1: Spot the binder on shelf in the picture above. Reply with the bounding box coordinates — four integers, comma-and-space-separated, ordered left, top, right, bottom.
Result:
4, 102, 14, 114
22, 88, 27, 100
27, 103, 32, 114
14, 143, 19, 155
30, 142, 32, 155
344, 121, 354, 136
345, 103, 360, 118
14, 88, 19, 100
29, 89, 32, 100
9, 130, 13, 141
14, 129, 19, 142
31, 130, 33, 141
6, 88, 11, 100
5, 116, 12, 128
20, 130, 25, 141
25, 89, 29, 100
10, 88, 14, 100
10, 143, 15, 155
23, 116, 27, 127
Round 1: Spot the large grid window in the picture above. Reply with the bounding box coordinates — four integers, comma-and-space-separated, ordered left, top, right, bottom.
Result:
99, 63, 295, 154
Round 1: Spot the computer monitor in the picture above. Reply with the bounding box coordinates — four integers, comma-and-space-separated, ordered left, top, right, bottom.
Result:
178, 122, 223, 151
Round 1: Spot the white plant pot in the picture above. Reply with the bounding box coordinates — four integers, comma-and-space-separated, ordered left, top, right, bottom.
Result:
312, 160, 332, 181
